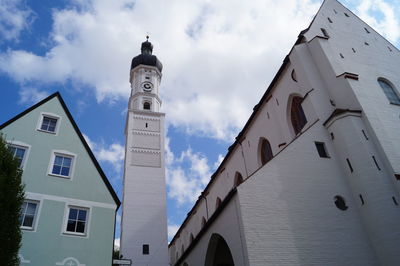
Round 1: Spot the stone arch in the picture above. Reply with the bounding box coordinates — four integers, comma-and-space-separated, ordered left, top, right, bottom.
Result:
205, 233, 234, 266
287, 94, 307, 136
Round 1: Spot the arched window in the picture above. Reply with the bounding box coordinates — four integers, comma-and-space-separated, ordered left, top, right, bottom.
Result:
378, 78, 400, 105
290, 96, 307, 135
190, 233, 194, 243
234, 172, 243, 187
143, 101, 151, 110
215, 197, 222, 209
259, 138, 273, 165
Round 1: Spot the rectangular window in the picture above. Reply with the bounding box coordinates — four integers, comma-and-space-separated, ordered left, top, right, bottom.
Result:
315, 142, 329, 158
65, 207, 88, 235
8, 145, 27, 168
20, 200, 38, 230
40, 116, 58, 133
143, 244, 150, 255
52, 155, 73, 177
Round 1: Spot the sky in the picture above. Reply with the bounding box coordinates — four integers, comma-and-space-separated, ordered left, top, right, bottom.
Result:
0, 0, 399, 247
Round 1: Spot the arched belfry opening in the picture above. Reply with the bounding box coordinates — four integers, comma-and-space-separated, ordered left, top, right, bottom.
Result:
205, 233, 234, 266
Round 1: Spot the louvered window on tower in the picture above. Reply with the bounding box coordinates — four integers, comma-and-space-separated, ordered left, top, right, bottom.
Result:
377, 78, 400, 105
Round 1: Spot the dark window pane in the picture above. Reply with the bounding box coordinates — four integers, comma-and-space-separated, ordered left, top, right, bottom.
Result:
291, 96, 307, 134
41, 119, 49, 130
143, 244, 150, 254
67, 220, 77, 232
315, 142, 328, 158
61, 167, 70, 176
42, 117, 57, 132
78, 210, 87, 221
260, 139, 273, 165
378, 79, 400, 104
54, 156, 63, 165
26, 203, 37, 215
23, 215, 34, 227
52, 165, 61, 175
63, 157, 72, 167
69, 209, 78, 220
15, 148, 25, 159
76, 221, 86, 233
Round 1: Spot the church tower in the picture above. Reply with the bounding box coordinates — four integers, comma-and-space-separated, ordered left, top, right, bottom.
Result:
120, 38, 169, 265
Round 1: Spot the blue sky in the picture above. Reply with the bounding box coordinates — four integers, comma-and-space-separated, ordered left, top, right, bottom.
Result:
0, 0, 399, 246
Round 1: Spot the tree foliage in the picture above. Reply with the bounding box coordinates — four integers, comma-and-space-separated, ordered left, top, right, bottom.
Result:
0, 134, 25, 265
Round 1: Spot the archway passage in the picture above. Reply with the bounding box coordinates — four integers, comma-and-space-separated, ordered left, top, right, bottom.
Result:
205, 234, 234, 266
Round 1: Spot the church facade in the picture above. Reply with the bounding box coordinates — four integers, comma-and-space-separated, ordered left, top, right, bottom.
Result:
168, 0, 400, 265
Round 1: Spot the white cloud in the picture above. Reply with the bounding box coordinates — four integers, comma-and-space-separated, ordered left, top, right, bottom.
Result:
352, 0, 400, 43
0, 0, 322, 140
168, 224, 180, 241
18, 87, 49, 105
0, 0, 34, 41
165, 136, 221, 204
83, 133, 125, 173
0, 0, 398, 140
213, 154, 224, 170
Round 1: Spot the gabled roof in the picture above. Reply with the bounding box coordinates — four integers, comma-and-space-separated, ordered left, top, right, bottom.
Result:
0, 92, 121, 208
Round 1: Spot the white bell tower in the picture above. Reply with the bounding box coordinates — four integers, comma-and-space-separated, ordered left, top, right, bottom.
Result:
120, 37, 169, 266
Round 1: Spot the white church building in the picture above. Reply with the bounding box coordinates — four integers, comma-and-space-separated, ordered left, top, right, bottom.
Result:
120, 0, 400, 265
167, 0, 400, 265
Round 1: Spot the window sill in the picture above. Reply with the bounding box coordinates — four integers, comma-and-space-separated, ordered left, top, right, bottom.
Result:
21, 226, 35, 231
48, 173, 71, 179
63, 231, 87, 237
37, 129, 57, 134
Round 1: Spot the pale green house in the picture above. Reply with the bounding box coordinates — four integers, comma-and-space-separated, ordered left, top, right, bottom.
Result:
0, 92, 120, 266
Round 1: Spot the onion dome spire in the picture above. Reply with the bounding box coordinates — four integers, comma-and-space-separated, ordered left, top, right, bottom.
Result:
130, 35, 163, 72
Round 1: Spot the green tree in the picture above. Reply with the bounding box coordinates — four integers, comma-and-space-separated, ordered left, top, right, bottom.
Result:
0, 134, 25, 265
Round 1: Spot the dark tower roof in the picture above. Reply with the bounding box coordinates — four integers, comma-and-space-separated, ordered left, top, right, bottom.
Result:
130, 37, 163, 73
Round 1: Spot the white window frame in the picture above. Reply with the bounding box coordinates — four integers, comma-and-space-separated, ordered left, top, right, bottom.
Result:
36, 112, 62, 135
6, 140, 30, 170
20, 199, 41, 231
62, 205, 91, 238
47, 150, 77, 180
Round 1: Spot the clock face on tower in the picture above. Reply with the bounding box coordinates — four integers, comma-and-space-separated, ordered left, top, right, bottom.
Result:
142, 82, 153, 92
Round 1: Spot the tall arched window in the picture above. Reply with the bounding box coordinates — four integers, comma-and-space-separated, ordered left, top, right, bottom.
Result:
143, 101, 151, 110
234, 172, 243, 187
290, 96, 307, 135
378, 78, 400, 105
259, 138, 273, 165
